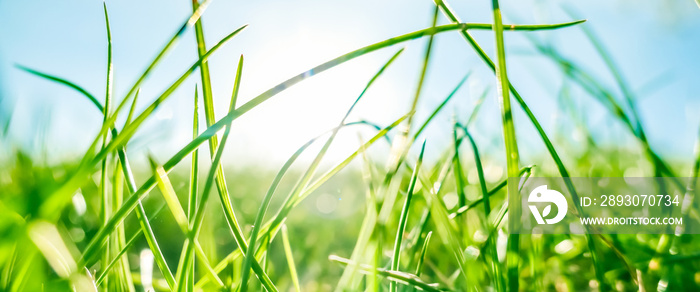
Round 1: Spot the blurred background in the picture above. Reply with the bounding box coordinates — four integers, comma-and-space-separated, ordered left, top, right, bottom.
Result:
0, 0, 698, 167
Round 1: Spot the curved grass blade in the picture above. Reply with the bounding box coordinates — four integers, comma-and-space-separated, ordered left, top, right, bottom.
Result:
330, 255, 449, 292
17, 66, 103, 111
238, 137, 315, 291
390, 141, 426, 292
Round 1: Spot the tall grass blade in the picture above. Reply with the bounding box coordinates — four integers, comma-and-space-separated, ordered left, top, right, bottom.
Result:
186, 85, 200, 291
238, 136, 315, 292
390, 141, 426, 292
461, 124, 503, 290
488, 1, 520, 290
281, 225, 301, 292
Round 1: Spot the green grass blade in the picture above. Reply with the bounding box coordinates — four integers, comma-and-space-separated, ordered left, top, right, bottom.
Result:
448, 166, 533, 219
17, 66, 103, 111
96, 230, 139, 287
178, 57, 276, 292
148, 161, 225, 291
413, 71, 470, 140
466, 86, 490, 127
329, 255, 448, 292
425, 172, 468, 283
190, 0, 216, 129
125, 89, 140, 126
415, 231, 432, 276
407, 6, 439, 127
186, 85, 199, 291
99, 3, 115, 288
152, 164, 189, 235
462, 125, 503, 290
488, 1, 520, 289
281, 225, 301, 292
134, 204, 176, 289
390, 141, 426, 292
238, 136, 315, 292
452, 124, 467, 207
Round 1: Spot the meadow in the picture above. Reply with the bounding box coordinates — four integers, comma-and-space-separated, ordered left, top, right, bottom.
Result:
0, 0, 699, 291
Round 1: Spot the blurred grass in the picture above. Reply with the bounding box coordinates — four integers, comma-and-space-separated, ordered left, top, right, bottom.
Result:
0, 1, 699, 292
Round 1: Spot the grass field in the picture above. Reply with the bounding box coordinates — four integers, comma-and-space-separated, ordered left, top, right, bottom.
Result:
0, 0, 699, 291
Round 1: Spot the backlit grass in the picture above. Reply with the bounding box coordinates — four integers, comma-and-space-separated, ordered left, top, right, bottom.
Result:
1, 1, 699, 292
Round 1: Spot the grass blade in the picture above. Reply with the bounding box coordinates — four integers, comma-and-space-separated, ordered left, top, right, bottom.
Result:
413, 71, 470, 140
186, 85, 199, 291
238, 136, 315, 291
16, 66, 103, 111
461, 124, 503, 290
390, 141, 426, 292
330, 255, 448, 292
281, 225, 301, 292
488, 1, 520, 289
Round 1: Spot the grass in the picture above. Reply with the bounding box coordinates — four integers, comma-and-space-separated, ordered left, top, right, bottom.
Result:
1, 1, 699, 291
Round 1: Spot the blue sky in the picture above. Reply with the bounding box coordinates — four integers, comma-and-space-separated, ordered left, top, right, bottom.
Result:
0, 0, 698, 172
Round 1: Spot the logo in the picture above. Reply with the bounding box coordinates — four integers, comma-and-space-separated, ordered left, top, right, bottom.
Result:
528, 185, 567, 224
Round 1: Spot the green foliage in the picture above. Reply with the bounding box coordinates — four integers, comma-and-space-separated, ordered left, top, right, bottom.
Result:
1, 1, 698, 292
